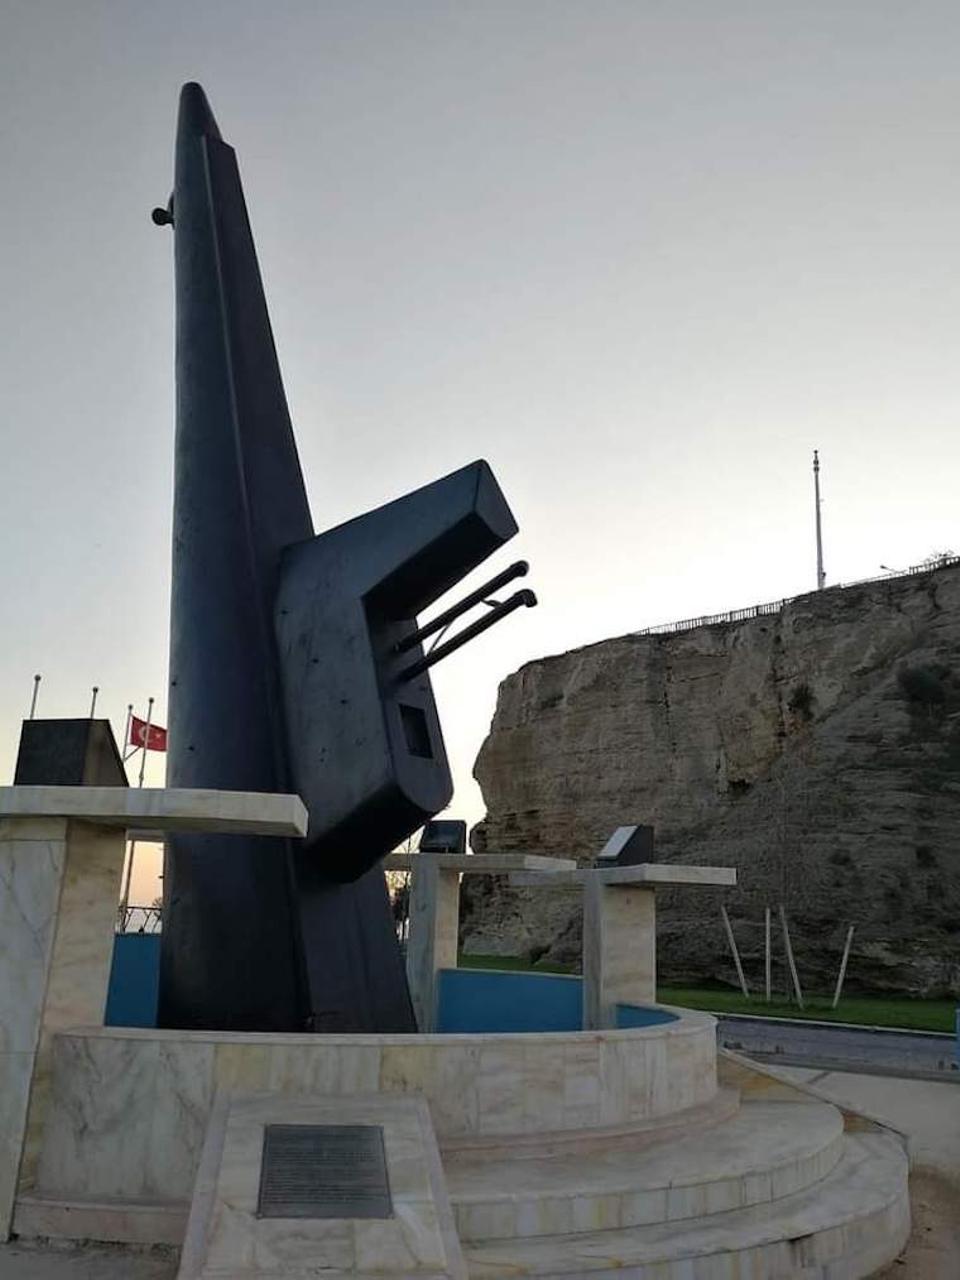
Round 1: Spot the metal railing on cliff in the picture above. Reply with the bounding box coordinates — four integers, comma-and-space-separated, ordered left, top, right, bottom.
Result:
635, 554, 960, 638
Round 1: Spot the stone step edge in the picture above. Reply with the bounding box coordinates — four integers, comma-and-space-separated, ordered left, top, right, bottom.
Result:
15, 1118, 843, 1252
12, 1193, 187, 1247
449, 1109, 845, 1240
440, 1086, 740, 1162
461, 1131, 909, 1277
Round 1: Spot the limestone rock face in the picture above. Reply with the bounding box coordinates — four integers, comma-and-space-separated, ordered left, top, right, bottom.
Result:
466, 566, 960, 996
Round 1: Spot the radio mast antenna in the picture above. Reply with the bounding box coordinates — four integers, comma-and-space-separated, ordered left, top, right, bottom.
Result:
813, 450, 826, 590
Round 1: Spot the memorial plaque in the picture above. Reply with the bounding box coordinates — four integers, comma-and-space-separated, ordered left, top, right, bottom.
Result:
257, 1124, 392, 1219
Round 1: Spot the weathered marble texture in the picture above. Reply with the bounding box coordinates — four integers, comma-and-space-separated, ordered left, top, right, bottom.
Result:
385, 854, 576, 873
0, 822, 67, 1055
0, 787, 308, 838
510, 864, 737, 888
0, 1052, 34, 1241
406, 863, 460, 1031
0, 812, 132, 1240
37, 1014, 716, 1204
446, 1100, 844, 1242
583, 882, 656, 1029
177, 1093, 466, 1279
19, 820, 127, 1189
460, 1129, 909, 1278
0, 820, 67, 1237
0, 783, 314, 1240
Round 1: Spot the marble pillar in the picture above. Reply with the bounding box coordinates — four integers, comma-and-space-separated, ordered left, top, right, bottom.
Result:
405, 859, 460, 1032
0, 784, 310, 1241
582, 879, 657, 1030
0, 816, 125, 1237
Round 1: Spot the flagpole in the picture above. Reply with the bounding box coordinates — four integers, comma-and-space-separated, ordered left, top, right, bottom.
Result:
137, 697, 154, 789
122, 697, 155, 926
118, 704, 134, 928
89, 686, 99, 718
29, 674, 41, 719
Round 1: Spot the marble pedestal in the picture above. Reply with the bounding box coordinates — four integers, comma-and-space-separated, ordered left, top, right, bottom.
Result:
0, 786, 307, 1241
178, 1093, 466, 1279
384, 854, 576, 1031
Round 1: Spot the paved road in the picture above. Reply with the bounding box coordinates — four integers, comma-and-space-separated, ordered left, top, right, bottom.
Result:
717, 1013, 959, 1080
781, 1066, 960, 1180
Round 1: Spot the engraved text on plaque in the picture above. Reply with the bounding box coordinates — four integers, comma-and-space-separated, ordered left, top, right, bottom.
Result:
257, 1124, 392, 1219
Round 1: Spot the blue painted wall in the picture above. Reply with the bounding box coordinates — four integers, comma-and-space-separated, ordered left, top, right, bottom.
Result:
435, 969, 678, 1032
105, 933, 160, 1027
104, 942, 679, 1035
615, 1002, 679, 1029
436, 967, 583, 1032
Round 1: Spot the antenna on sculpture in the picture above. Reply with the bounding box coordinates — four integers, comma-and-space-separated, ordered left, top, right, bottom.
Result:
813, 450, 826, 591
394, 560, 537, 681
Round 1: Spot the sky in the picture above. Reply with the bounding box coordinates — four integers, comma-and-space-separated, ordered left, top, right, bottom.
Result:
2, 2, 960, 903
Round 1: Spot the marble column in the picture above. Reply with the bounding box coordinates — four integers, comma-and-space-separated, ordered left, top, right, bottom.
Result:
0, 816, 125, 1238
582, 878, 657, 1030
405, 859, 460, 1032
0, 784, 309, 1242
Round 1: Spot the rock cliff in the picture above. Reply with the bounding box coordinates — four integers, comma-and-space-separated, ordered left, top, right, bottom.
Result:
466, 564, 960, 997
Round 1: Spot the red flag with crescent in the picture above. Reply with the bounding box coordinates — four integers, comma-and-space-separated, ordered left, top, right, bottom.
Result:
130, 715, 167, 752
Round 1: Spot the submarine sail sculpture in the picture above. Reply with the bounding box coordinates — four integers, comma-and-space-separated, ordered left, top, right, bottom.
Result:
155, 83, 536, 1032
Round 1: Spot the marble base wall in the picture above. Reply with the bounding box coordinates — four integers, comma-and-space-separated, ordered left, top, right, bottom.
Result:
36, 1011, 717, 1205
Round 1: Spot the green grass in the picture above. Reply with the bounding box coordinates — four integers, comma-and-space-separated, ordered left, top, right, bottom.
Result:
657, 987, 957, 1033
456, 956, 956, 1032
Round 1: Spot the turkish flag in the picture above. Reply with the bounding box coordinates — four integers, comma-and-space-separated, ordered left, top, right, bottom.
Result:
130, 715, 168, 752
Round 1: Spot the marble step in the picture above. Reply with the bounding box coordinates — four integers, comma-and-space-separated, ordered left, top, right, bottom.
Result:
441, 1087, 741, 1161
447, 1099, 843, 1242
463, 1129, 909, 1279
12, 1193, 186, 1246
8, 1090, 740, 1249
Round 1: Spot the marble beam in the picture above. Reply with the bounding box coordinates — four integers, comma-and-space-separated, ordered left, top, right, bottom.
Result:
509, 863, 737, 889
384, 853, 576, 874
0, 786, 307, 837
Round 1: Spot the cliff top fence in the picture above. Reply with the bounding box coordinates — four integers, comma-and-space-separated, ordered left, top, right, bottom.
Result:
636, 554, 960, 638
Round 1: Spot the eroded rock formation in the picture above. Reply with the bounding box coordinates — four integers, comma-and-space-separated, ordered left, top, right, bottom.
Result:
465, 565, 960, 997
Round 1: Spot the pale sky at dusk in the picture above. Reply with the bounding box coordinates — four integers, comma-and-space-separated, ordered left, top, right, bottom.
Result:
2, 2, 960, 902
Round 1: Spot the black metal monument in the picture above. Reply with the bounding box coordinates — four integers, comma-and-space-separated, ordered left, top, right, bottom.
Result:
155, 83, 534, 1032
